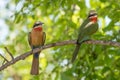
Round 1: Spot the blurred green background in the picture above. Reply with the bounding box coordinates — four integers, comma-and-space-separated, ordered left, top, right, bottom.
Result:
0, 0, 120, 80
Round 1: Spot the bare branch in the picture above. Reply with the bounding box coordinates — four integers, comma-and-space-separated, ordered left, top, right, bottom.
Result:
4, 47, 14, 60
85, 40, 120, 47
0, 40, 120, 71
0, 53, 9, 63
2, 60, 5, 65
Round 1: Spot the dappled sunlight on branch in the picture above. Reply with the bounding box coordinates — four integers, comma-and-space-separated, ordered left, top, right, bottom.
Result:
0, 40, 120, 71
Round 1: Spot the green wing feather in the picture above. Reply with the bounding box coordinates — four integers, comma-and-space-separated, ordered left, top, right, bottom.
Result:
77, 21, 98, 43
72, 20, 98, 62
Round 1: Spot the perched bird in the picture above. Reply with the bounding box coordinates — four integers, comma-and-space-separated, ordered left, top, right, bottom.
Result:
71, 10, 98, 62
28, 21, 46, 75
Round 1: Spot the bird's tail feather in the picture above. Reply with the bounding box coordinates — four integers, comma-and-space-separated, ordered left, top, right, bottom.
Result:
30, 52, 40, 75
71, 44, 81, 63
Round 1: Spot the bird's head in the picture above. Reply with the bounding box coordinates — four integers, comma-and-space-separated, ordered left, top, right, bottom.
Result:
33, 21, 44, 31
33, 21, 44, 28
88, 10, 97, 23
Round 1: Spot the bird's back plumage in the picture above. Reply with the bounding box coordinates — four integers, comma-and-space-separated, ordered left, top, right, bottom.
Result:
72, 10, 98, 62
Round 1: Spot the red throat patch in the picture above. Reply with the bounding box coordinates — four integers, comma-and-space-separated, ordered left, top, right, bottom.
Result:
34, 27, 42, 31
90, 17, 97, 23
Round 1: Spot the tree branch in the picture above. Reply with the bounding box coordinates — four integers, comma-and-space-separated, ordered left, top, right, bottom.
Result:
0, 53, 9, 63
4, 47, 14, 60
0, 40, 120, 71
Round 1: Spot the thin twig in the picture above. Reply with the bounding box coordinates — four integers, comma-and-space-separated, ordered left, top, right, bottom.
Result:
0, 40, 120, 71
0, 53, 9, 63
4, 47, 14, 60
2, 60, 5, 65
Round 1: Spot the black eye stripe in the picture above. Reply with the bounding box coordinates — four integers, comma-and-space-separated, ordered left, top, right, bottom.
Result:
33, 22, 44, 27
88, 13, 97, 17
33, 24, 40, 27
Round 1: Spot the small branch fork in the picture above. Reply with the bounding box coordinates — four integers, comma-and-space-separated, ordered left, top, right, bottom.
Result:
0, 53, 9, 64
0, 40, 120, 71
0, 47, 14, 66
4, 47, 14, 60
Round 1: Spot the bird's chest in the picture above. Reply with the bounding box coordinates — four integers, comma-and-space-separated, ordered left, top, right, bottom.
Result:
31, 30, 43, 46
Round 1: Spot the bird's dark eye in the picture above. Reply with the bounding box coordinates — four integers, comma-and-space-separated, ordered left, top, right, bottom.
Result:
33, 24, 40, 27
33, 21, 44, 27
88, 13, 97, 18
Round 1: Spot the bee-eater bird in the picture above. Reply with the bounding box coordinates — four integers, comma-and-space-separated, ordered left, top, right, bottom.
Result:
71, 10, 98, 63
28, 21, 46, 75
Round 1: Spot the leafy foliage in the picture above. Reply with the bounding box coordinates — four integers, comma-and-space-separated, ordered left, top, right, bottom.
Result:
0, 0, 120, 80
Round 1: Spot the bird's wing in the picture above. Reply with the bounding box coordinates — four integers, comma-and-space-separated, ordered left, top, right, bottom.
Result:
42, 32, 46, 46
83, 22, 98, 35
28, 32, 32, 48
77, 21, 98, 43
79, 19, 89, 32
77, 19, 89, 42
